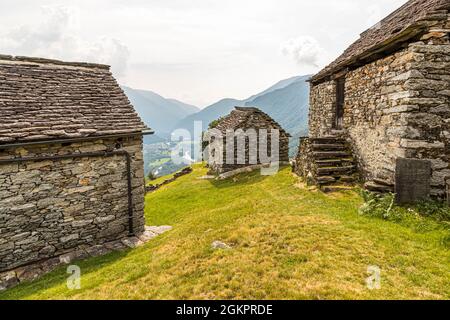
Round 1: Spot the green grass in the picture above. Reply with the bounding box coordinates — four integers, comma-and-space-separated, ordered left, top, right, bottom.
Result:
1, 164, 449, 300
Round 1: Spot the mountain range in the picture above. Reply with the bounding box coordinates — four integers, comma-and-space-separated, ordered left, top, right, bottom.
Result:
123, 74, 311, 172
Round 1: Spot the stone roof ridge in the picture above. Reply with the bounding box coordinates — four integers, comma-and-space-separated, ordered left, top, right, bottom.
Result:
234, 106, 260, 112
0, 54, 110, 70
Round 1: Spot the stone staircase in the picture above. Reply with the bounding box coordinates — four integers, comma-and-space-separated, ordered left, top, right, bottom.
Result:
295, 136, 359, 192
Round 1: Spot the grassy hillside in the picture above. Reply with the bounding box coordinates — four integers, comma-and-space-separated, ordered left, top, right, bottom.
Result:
1, 165, 449, 300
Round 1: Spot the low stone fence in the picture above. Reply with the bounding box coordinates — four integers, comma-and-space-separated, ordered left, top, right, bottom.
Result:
145, 167, 193, 193
217, 162, 290, 180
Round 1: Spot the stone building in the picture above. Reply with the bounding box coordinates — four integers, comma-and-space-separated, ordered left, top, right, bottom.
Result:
294, 0, 450, 199
0, 55, 151, 286
206, 107, 290, 175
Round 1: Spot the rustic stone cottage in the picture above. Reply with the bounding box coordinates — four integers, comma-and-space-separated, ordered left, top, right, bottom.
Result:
0, 55, 152, 287
294, 0, 450, 200
206, 107, 290, 175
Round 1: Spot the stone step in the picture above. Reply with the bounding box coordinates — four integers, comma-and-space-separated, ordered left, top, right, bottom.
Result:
313, 151, 352, 159
316, 176, 336, 184
330, 130, 346, 136
340, 175, 357, 183
312, 144, 347, 151
365, 181, 394, 193
317, 165, 356, 175
310, 137, 346, 144
373, 178, 394, 187
322, 185, 355, 193
315, 158, 354, 167
317, 174, 356, 183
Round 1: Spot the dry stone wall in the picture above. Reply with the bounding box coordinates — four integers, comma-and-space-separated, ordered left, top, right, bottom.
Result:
0, 135, 145, 272
404, 32, 450, 197
208, 107, 291, 175
145, 167, 193, 193
308, 81, 336, 137
210, 134, 290, 175
344, 48, 415, 184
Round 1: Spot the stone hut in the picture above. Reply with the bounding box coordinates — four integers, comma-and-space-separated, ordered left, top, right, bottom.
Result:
294, 0, 450, 199
0, 55, 152, 286
206, 107, 290, 175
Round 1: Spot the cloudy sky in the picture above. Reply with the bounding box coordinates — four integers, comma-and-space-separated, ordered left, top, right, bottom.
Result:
0, 0, 407, 107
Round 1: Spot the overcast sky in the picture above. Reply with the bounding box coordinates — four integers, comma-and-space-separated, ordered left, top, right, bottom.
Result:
0, 0, 407, 107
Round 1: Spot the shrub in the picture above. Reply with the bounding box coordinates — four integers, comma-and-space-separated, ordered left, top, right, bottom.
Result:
208, 117, 224, 129
358, 191, 401, 221
359, 190, 450, 222
415, 200, 450, 222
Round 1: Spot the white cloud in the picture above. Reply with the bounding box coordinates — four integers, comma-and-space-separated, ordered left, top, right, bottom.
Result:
280, 36, 325, 68
0, 5, 130, 77
79, 38, 130, 77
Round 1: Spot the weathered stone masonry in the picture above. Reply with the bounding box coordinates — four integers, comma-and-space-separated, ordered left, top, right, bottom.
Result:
0, 136, 146, 272
302, 0, 450, 198
0, 54, 151, 288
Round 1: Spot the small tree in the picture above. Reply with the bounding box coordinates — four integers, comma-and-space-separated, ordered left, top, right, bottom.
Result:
147, 171, 157, 181
208, 117, 224, 129
202, 117, 224, 152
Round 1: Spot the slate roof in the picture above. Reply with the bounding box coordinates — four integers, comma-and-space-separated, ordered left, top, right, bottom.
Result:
311, 0, 450, 83
0, 55, 150, 145
214, 107, 291, 137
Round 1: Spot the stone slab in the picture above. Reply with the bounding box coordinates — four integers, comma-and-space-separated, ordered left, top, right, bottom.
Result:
447, 180, 450, 205
395, 158, 431, 204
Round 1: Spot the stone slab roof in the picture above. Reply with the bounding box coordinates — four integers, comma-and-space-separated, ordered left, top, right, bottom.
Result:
215, 106, 291, 137
0, 55, 150, 145
311, 0, 449, 84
